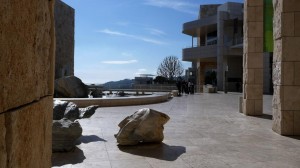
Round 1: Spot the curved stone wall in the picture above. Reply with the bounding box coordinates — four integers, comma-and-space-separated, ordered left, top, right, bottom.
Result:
55, 93, 171, 108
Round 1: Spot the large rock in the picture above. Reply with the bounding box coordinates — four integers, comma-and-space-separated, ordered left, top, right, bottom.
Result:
115, 108, 170, 145
53, 100, 98, 120
52, 101, 98, 152
79, 105, 99, 119
54, 76, 88, 98
64, 102, 80, 121
52, 118, 82, 152
53, 100, 69, 120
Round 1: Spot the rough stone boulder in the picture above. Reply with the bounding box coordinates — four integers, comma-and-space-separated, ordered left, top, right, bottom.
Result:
115, 108, 170, 145
54, 76, 88, 98
52, 119, 82, 152
52, 101, 99, 152
53, 100, 98, 121
64, 102, 80, 121
79, 105, 99, 119
53, 100, 69, 120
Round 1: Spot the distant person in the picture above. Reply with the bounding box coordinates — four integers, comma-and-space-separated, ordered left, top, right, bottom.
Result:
182, 80, 188, 95
188, 82, 194, 94
176, 80, 182, 96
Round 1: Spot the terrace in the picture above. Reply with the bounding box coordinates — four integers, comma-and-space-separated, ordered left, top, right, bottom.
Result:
52, 93, 300, 168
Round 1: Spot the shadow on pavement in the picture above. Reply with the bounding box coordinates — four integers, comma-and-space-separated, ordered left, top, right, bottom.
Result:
118, 142, 186, 161
252, 114, 273, 120
76, 135, 107, 144
287, 136, 300, 140
52, 147, 86, 167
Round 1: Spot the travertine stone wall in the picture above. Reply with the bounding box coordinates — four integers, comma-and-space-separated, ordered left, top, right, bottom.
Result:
0, 0, 55, 167
272, 0, 300, 135
54, 0, 75, 79
242, 0, 264, 116
1, 97, 53, 168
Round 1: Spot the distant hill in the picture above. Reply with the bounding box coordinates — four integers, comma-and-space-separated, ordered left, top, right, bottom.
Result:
103, 79, 134, 89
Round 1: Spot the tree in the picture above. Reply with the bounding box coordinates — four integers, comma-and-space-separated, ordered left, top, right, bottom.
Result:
157, 56, 184, 81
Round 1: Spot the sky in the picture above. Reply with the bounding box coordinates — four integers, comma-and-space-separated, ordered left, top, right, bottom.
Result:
61, 0, 243, 84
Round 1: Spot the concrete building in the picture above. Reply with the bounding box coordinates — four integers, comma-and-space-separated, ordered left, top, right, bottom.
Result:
182, 2, 244, 92
54, 0, 75, 79
135, 74, 154, 85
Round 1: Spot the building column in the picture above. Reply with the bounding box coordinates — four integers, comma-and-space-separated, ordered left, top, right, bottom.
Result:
242, 0, 264, 115
217, 11, 225, 91
196, 60, 205, 93
272, 0, 300, 135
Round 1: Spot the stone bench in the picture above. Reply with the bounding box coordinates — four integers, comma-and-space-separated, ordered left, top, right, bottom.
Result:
172, 90, 179, 97
203, 85, 217, 93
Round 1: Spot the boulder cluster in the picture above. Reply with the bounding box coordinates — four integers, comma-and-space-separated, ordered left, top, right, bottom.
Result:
52, 100, 98, 152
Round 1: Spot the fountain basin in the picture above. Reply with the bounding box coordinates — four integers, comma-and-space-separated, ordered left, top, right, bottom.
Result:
54, 92, 171, 108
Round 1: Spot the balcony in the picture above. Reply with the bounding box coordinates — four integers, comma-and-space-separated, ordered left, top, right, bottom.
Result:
182, 15, 217, 36
182, 45, 217, 62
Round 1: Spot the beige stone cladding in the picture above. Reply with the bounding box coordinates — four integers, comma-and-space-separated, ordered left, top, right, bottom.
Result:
272, 0, 300, 135
0, 0, 55, 167
0, 0, 55, 113
54, 0, 75, 79
0, 97, 53, 168
242, 0, 264, 116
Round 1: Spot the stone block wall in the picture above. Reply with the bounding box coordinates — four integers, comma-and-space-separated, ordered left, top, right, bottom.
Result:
54, 0, 74, 79
0, 0, 55, 167
242, 0, 264, 116
272, 0, 300, 135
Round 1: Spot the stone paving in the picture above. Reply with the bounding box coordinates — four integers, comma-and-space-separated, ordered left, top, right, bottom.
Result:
52, 93, 300, 168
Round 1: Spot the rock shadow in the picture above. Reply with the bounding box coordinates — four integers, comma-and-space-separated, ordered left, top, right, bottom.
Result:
252, 114, 273, 120
52, 147, 86, 167
286, 136, 300, 140
76, 135, 107, 145
118, 142, 186, 161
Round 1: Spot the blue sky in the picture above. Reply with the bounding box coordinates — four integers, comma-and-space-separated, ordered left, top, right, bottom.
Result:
62, 0, 243, 84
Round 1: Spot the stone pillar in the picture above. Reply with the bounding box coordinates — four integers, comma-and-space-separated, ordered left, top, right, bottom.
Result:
272, 0, 300, 135
200, 62, 207, 93
242, 0, 264, 115
0, 0, 55, 167
217, 11, 225, 91
196, 61, 201, 92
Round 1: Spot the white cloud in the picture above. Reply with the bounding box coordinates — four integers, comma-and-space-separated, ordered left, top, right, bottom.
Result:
143, 0, 198, 15
101, 59, 138, 65
145, 28, 166, 36
98, 29, 166, 45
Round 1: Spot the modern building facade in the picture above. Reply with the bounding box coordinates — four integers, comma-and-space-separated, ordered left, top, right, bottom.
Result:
183, 2, 244, 92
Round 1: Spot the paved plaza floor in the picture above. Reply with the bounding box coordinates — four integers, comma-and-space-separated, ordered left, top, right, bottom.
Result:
52, 93, 300, 168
